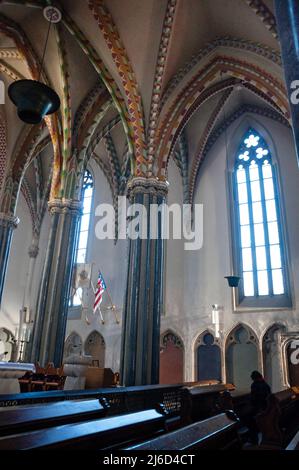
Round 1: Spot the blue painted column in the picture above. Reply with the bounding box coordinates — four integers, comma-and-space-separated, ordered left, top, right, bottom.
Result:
120, 178, 168, 386
275, 0, 299, 163
0, 212, 19, 306
29, 200, 81, 367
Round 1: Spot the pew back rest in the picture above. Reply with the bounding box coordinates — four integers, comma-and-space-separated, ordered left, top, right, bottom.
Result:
0, 408, 166, 450
126, 411, 240, 450
0, 399, 106, 436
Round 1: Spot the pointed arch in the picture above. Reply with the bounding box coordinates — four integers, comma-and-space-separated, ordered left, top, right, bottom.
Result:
159, 329, 184, 384
231, 124, 291, 307
225, 323, 259, 390
64, 331, 83, 359
84, 330, 105, 368
195, 329, 222, 383
262, 323, 286, 392
155, 55, 289, 177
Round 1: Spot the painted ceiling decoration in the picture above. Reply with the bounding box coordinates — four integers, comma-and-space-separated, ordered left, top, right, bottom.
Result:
0, 0, 292, 239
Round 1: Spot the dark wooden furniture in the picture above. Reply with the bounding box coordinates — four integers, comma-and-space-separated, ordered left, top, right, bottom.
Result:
180, 384, 227, 424
126, 411, 241, 450
0, 399, 107, 436
0, 408, 166, 450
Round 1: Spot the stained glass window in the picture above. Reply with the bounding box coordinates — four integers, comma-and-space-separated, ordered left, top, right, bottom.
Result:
235, 129, 285, 298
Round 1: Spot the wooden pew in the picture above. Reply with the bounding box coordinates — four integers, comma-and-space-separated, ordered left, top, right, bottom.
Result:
0, 399, 107, 436
0, 408, 166, 450
180, 384, 227, 425
125, 411, 241, 450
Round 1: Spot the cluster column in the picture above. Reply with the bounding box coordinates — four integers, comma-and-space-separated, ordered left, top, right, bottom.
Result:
30, 199, 81, 366
0, 212, 19, 306
120, 177, 168, 386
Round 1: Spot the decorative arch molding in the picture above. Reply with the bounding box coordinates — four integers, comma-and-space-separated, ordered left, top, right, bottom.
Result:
162, 36, 281, 108
188, 88, 233, 203
84, 330, 106, 368
225, 323, 260, 389
64, 331, 83, 359
244, 0, 278, 39
160, 329, 184, 351
0, 12, 62, 186
195, 329, 221, 347
156, 56, 288, 177
0, 60, 24, 81
159, 329, 184, 384
0, 115, 7, 190
88, 0, 146, 176
189, 103, 290, 204
225, 322, 259, 348
195, 330, 222, 383
0, 124, 46, 215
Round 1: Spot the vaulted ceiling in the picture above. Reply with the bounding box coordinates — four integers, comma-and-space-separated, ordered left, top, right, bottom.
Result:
0, 0, 291, 227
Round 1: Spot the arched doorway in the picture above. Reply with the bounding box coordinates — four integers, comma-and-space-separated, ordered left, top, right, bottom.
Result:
84, 331, 105, 368
0, 328, 16, 361
263, 324, 286, 392
159, 331, 184, 384
64, 332, 83, 360
286, 340, 299, 386
226, 324, 259, 391
196, 331, 221, 382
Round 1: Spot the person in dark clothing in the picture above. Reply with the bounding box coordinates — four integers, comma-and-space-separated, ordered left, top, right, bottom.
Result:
246, 371, 271, 445
250, 370, 271, 413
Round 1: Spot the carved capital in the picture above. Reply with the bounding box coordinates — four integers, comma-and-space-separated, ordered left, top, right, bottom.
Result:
127, 177, 169, 200
0, 212, 19, 229
48, 199, 82, 216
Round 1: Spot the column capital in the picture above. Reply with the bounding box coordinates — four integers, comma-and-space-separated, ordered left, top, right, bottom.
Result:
48, 199, 82, 216
127, 177, 169, 199
0, 212, 19, 229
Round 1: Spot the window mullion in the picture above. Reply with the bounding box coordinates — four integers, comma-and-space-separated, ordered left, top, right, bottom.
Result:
245, 165, 258, 296
258, 163, 273, 296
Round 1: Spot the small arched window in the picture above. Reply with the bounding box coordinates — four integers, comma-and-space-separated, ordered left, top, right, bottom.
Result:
71, 169, 94, 307
234, 128, 290, 307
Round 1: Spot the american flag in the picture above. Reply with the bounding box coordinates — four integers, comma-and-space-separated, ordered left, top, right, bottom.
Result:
93, 271, 106, 313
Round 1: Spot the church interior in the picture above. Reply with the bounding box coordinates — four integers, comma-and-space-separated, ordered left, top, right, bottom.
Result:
0, 0, 299, 453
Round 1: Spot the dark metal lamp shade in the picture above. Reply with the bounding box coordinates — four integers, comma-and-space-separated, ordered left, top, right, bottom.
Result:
225, 275, 241, 288
8, 79, 60, 124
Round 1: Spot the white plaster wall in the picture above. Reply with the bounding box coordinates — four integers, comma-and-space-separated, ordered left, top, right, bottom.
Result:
164, 115, 299, 386
0, 192, 51, 347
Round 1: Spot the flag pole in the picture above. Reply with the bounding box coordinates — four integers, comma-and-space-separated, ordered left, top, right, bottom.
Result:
97, 266, 120, 325
91, 280, 105, 324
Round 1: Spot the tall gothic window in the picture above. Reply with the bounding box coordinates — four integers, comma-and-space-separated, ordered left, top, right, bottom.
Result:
234, 128, 290, 306
71, 169, 94, 307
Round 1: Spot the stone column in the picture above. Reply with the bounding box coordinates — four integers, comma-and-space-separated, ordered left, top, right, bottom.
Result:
0, 212, 19, 306
120, 178, 168, 386
274, 0, 299, 163
29, 200, 81, 367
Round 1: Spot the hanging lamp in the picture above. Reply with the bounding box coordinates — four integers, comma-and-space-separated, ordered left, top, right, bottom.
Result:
8, 6, 61, 124
223, 80, 242, 289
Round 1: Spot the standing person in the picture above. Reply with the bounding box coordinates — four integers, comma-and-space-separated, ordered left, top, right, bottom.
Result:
245, 370, 271, 445
250, 370, 271, 414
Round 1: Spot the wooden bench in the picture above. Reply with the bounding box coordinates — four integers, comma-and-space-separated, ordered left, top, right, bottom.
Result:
180, 384, 228, 425
126, 411, 241, 450
0, 398, 107, 436
0, 407, 166, 450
